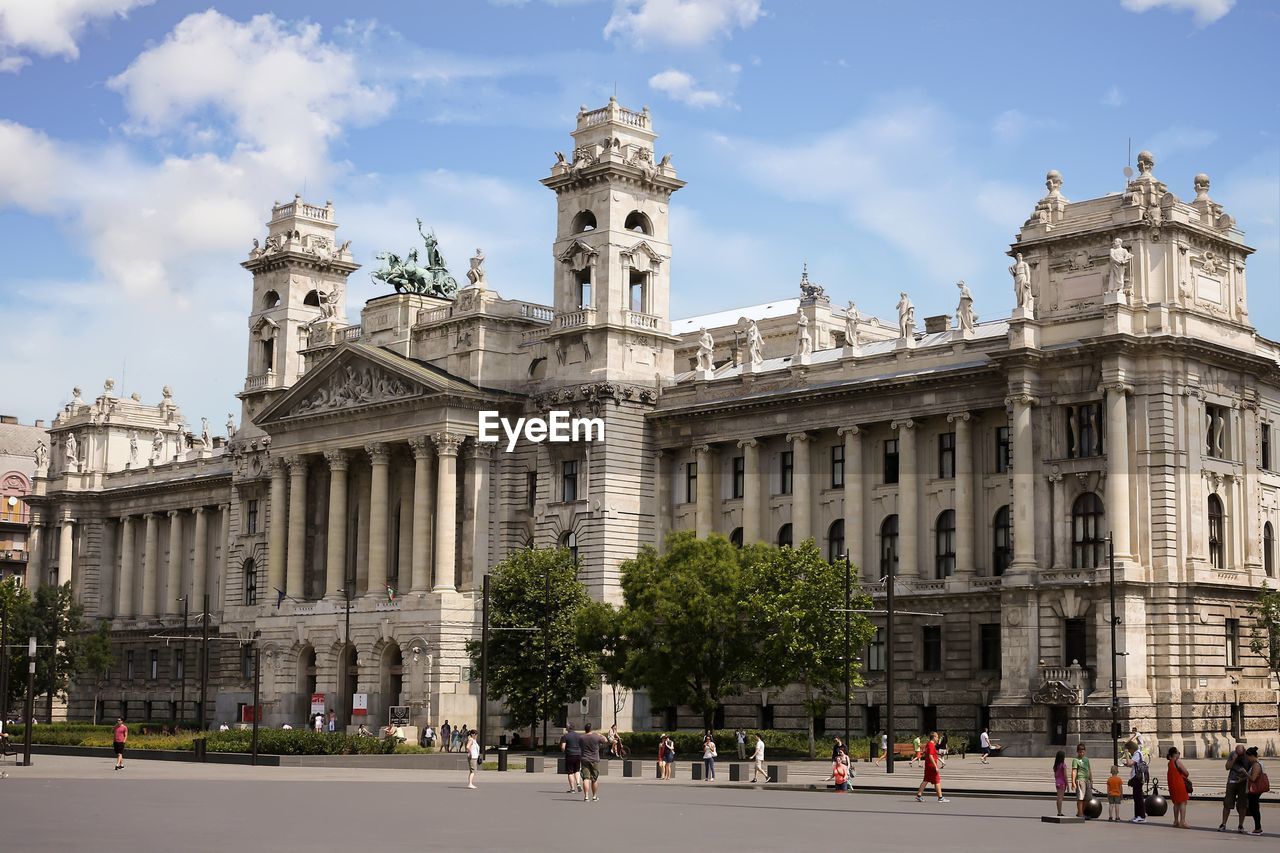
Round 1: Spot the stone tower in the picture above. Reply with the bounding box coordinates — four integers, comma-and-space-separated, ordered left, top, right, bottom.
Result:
237, 196, 358, 435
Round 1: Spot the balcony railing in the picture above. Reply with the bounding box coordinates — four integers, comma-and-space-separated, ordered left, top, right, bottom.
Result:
518, 303, 555, 322
625, 310, 660, 331
557, 308, 596, 329
1034, 661, 1091, 705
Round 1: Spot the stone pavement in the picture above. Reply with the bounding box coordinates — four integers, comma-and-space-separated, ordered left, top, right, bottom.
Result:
0, 755, 1273, 853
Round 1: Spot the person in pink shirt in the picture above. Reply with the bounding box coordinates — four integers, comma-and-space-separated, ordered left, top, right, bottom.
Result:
113, 718, 128, 770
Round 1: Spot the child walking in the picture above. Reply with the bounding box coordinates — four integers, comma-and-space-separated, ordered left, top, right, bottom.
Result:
1106, 766, 1124, 821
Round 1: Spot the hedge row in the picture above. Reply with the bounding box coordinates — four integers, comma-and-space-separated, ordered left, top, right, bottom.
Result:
22, 723, 396, 755
614, 730, 874, 760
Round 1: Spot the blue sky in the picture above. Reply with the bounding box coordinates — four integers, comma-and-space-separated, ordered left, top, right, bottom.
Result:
0, 0, 1276, 427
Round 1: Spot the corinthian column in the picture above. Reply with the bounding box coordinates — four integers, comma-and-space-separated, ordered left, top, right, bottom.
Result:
432, 433, 463, 592
1105, 383, 1132, 560
365, 443, 390, 597
116, 515, 135, 617
192, 507, 208, 613
1008, 394, 1037, 571
738, 438, 760, 544
166, 510, 183, 614
286, 455, 308, 598
467, 443, 492, 588
948, 412, 974, 576
141, 513, 159, 618
324, 450, 349, 600
838, 426, 863, 575
787, 432, 812, 543
57, 517, 75, 587
25, 513, 44, 590
893, 419, 917, 579
693, 444, 714, 538
267, 458, 287, 596
409, 438, 434, 592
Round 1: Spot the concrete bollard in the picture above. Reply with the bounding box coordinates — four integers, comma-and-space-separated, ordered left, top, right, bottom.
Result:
623, 759, 642, 778
729, 763, 752, 782
556, 757, 567, 775
525, 756, 545, 773
691, 761, 704, 780
767, 764, 787, 783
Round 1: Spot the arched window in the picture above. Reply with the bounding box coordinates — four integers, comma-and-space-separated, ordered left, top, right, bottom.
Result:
1265, 522, 1275, 578
992, 505, 1012, 577
262, 290, 281, 310
1071, 492, 1105, 569
777, 523, 793, 548
528, 357, 547, 380
935, 509, 956, 579
303, 289, 320, 307
828, 519, 845, 563
1208, 494, 1225, 569
560, 530, 578, 566
624, 210, 653, 234
243, 558, 258, 605
729, 527, 743, 548
880, 515, 899, 579
571, 210, 597, 233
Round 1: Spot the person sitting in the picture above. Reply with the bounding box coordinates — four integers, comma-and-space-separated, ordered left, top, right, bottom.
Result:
357, 723, 373, 737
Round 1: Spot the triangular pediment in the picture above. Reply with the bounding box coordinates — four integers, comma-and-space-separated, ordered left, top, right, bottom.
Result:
257, 343, 490, 424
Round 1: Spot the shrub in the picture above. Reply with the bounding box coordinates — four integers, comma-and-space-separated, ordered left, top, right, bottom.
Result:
203, 730, 396, 756
615, 729, 871, 760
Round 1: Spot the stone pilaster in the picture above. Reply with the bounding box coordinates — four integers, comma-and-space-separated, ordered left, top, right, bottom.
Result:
166, 509, 183, 614
1105, 382, 1133, 560
409, 438, 434, 592
892, 419, 917, 578
467, 443, 492, 588
192, 507, 208, 613
1008, 395, 1037, 572
838, 426, 863, 576
324, 450, 349, 599
116, 516, 135, 618
267, 458, 287, 598
693, 444, 714, 537
738, 438, 760, 544
787, 432, 811, 543
365, 443, 390, 597
25, 513, 43, 590
432, 433, 463, 592
141, 512, 159, 618
286, 455, 309, 598
57, 517, 75, 588
948, 412, 973, 576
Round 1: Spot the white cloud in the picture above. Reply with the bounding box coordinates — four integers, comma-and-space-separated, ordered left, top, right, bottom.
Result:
1100, 85, 1125, 108
1120, 0, 1234, 26
0, 0, 152, 69
648, 68, 725, 108
604, 0, 762, 47
991, 109, 1058, 144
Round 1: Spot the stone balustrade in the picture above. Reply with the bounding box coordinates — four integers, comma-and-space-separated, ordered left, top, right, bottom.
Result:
626, 310, 660, 331
557, 308, 595, 329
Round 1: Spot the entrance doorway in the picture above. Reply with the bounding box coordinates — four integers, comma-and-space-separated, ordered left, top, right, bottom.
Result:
337, 644, 358, 727
1049, 706, 1069, 746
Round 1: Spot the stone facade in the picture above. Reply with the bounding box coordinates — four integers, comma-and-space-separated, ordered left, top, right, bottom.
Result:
25, 102, 1280, 756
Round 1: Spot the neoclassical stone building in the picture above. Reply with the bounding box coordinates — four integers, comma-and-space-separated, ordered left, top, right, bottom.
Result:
25, 100, 1280, 755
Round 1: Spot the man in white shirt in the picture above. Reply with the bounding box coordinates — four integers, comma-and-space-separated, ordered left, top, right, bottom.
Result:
979, 728, 992, 763
749, 734, 768, 782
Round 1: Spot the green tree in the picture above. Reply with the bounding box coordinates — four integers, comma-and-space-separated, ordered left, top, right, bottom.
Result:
617, 532, 755, 730
0, 576, 32, 717
575, 600, 630, 728
1248, 584, 1280, 729
82, 621, 116, 724
743, 541, 875, 757
467, 547, 595, 745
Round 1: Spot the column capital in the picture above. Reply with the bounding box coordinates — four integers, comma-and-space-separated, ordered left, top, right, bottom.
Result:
324, 449, 350, 471
1101, 381, 1133, 395
192, 506, 207, 516
466, 441, 493, 460
1004, 393, 1037, 408
736, 438, 758, 450
432, 432, 464, 456
692, 443, 713, 456
167, 509, 183, 519
946, 411, 971, 425
837, 425, 861, 437
890, 418, 915, 431
286, 454, 309, 473
118, 515, 131, 525
408, 436, 433, 459
365, 442, 391, 464
144, 512, 158, 520
785, 432, 810, 444
268, 457, 288, 476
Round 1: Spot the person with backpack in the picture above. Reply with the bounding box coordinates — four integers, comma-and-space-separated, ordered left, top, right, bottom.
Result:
1245, 746, 1268, 836
1125, 741, 1149, 823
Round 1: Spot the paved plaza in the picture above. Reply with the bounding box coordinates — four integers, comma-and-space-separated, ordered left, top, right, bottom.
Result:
0, 756, 1273, 852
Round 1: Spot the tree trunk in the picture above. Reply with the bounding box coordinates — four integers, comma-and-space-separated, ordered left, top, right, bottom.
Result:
805, 681, 816, 759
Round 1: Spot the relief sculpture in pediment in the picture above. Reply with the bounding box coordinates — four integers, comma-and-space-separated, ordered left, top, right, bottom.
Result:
294, 364, 418, 414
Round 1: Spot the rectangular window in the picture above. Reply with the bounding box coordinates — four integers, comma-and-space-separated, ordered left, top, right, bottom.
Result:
865, 705, 881, 738
921, 705, 938, 734
779, 451, 793, 495
979, 623, 1001, 673
244, 563, 257, 606
922, 625, 942, 672
576, 271, 592, 309
241, 646, 255, 680
526, 471, 537, 510
732, 456, 744, 499
883, 439, 899, 484
1231, 703, 1245, 740
1226, 618, 1240, 668
246, 500, 259, 534
685, 461, 698, 504
995, 426, 1010, 473
867, 628, 886, 671
938, 432, 956, 479
149, 649, 159, 680
1064, 618, 1088, 667
1066, 402, 1104, 458
1262, 423, 1272, 470
831, 444, 845, 489
126, 650, 135, 680
175, 649, 185, 681
1205, 403, 1229, 459
561, 460, 579, 503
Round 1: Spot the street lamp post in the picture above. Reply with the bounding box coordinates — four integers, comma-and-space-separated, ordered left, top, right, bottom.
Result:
198, 593, 210, 736
843, 553, 851, 742
885, 564, 896, 775
479, 574, 490, 759
179, 595, 189, 727
542, 563, 550, 753
251, 630, 261, 766
1108, 533, 1119, 768
23, 635, 35, 766
0, 596, 9, 724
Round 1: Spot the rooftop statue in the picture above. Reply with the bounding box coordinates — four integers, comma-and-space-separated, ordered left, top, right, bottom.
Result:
372, 219, 459, 299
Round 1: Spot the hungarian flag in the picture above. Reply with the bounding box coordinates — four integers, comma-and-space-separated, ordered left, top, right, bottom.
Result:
386, 584, 397, 603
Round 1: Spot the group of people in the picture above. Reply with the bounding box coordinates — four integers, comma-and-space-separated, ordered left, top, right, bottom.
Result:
433, 720, 471, 752
558, 722, 609, 800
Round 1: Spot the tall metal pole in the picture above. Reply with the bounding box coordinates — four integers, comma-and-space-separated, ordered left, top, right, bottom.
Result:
198, 593, 209, 735
1108, 534, 1119, 769
345, 582, 352, 727
885, 566, 896, 774
542, 563, 550, 753
843, 553, 851, 742
251, 631, 261, 766
23, 635, 35, 766
0, 597, 9, 724
179, 596, 189, 726
479, 574, 490, 759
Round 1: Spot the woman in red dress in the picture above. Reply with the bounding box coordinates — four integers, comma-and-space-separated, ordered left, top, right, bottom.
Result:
915, 731, 949, 803
1166, 746, 1191, 829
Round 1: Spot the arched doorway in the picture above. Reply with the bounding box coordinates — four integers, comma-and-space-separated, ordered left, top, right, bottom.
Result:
379, 644, 404, 725
337, 644, 358, 728
296, 646, 317, 725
